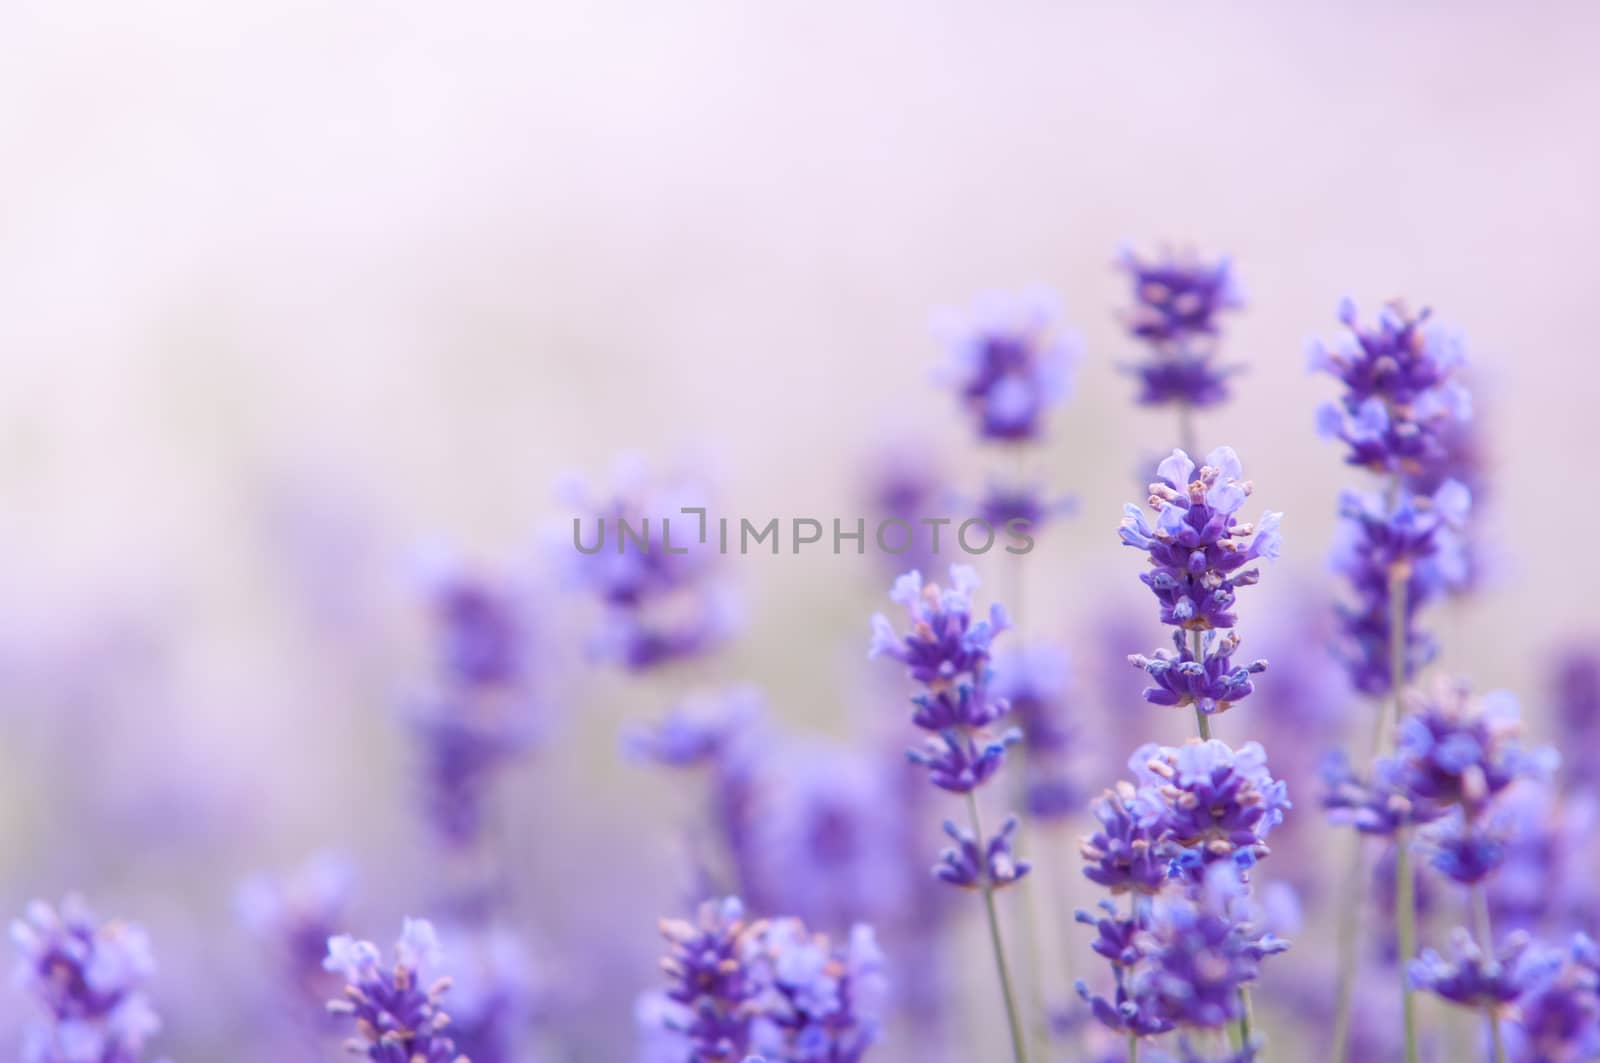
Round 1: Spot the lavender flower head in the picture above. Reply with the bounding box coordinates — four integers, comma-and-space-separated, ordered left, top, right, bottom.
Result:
1129, 630, 1266, 719
1310, 297, 1471, 478
936, 288, 1079, 443
1118, 246, 1245, 408
748, 920, 887, 1063
1392, 680, 1555, 817
869, 566, 1019, 794
1320, 748, 1446, 838
992, 645, 1081, 818
1552, 647, 1600, 791
934, 815, 1031, 891
1408, 928, 1562, 1013
10, 897, 162, 1063
654, 898, 767, 1063
1119, 447, 1283, 632
624, 686, 765, 769
1080, 782, 1170, 896
236, 852, 356, 993
562, 457, 736, 670
1129, 739, 1290, 882
324, 918, 465, 1063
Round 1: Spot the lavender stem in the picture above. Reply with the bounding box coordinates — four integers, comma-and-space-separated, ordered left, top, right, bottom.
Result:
967, 791, 1030, 1063
1389, 559, 1420, 1063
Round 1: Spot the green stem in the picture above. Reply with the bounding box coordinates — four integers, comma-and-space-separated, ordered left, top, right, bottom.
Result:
1128, 1031, 1140, 1063
1397, 834, 1419, 1063
1237, 986, 1255, 1053
967, 792, 1030, 1063
1471, 885, 1507, 1063
1189, 628, 1212, 740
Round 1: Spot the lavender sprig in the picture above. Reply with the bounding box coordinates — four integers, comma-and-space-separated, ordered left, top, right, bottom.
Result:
323, 919, 466, 1063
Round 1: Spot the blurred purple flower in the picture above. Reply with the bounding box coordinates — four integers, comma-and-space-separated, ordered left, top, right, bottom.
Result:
10, 896, 163, 1063
652, 898, 766, 1063
1117, 246, 1245, 409
936, 289, 1079, 443
748, 920, 887, 1063
1408, 928, 1561, 1013
236, 853, 356, 1002
1129, 629, 1266, 718
933, 815, 1030, 890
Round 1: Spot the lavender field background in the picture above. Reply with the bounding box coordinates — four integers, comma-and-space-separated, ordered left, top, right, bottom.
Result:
4, 4, 1600, 1061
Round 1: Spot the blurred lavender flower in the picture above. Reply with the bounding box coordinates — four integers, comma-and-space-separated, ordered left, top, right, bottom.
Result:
236, 853, 356, 1002
1119, 447, 1282, 633
936, 289, 1079, 443
625, 687, 765, 769
1505, 937, 1600, 1062
438, 923, 542, 1063
1329, 481, 1471, 695
561, 458, 737, 671
992, 645, 1080, 819
860, 439, 948, 576
652, 898, 766, 1063
1551, 647, 1600, 792
1309, 298, 1471, 478
748, 920, 887, 1063
1320, 748, 1447, 837
1391, 681, 1554, 817
975, 481, 1076, 541
404, 554, 547, 849
1485, 783, 1600, 934
323, 918, 465, 1063
1117, 246, 1245, 408
1408, 928, 1561, 1013
10, 897, 163, 1063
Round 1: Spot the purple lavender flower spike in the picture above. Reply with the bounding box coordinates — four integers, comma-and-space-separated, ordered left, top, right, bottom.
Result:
624, 686, 765, 768
1129, 630, 1266, 717
10, 896, 163, 1063
993, 645, 1080, 818
1119, 447, 1282, 631
976, 481, 1076, 540
1309, 298, 1471, 478
1422, 809, 1507, 886
438, 923, 541, 1063
936, 288, 1079, 443
324, 918, 467, 1063
906, 728, 1021, 794
1079, 782, 1169, 896
236, 853, 356, 999
934, 815, 1031, 890
652, 898, 767, 1063
1319, 749, 1446, 837
1552, 647, 1600, 792
1505, 935, 1600, 1061
1118, 245, 1245, 409
869, 566, 1009, 688
1408, 928, 1562, 1013
748, 920, 887, 1063
1393, 680, 1555, 817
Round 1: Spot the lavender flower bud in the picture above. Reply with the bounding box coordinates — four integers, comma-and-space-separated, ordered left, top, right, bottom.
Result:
323, 919, 465, 1063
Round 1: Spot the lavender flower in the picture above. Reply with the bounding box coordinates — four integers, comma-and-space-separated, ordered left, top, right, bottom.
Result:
1320, 749, 1447, 837
1507, 938, 1600, 1062
438, 924, 541, 1063
1129, 630, 1266, 718
975, 481, 1075, 540
236, 853, 356, 999
1408, 928, 1561, 1013
10, 897, 163, 1063
1392, 681, 1554, 817
1079, 782, 1169, 896
562, 459, 736, 670
324, 919, 465, 1063
992, 645, 1080, 818
937, 289, 1079, 443
748, 920, 887, 1063
625, 687, 765, 769
1118, 246, 1245, 408
1309, 297, 1471, 478
1119, 447, 1282, 632
1552, 648, 1600, 792
934, 815, 1030, 890
654, 898, 766, 1063
1129, 739, 1290, 882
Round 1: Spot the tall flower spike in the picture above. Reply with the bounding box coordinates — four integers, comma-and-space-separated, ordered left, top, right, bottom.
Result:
937, 289, 1079, 443
654, 898, 766, 1063
1129, 740, 1290, 884
1309, 297, 1471, 479
324, 919, 466, 1063
10, 896, 163, 1063
1118, 245, 1245, 409
1119, 447, 1282, 631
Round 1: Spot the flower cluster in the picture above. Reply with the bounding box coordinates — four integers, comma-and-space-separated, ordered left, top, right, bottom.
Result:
236, 853, 356, 1002
870, 565, 1029, 889
1408, 928, 1562, 1013
1128, 740, 1291, 884
1329, 480, 1471, 695
1310, 298, 1471, 479
323, 919, 466, 1063
937, 289, 1078, 443
1119, 447, 1281, 717
1117, 246, 1245, 409
648, 898, 886, 1063
563, 459, 736, 671
10, 897, 163, 1063
403, 556, 545, 849
1075, 865, 1285, 1041
992, 645, 1080, 819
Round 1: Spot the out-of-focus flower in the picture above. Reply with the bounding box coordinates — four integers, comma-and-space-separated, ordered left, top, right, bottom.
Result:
236, 853, 356, 998
1506, 937, 1600, 1063
1392, 681, 1554, 817
10, 896, 163, 1063
323, 918, 465, 1063
1329, 481, 1470, 695
860, 439, 949, 575
437, 923, 542, 1063
992, 645, 1080, 819
652, 898, 766, 1063
624, 687, 765, 769
975, 481, 1076, 540
1309, 297, 1471, 478
561, 458, 737, 671
1320, 749, 1446, 837
1129, 740, 1289, 883
936, 288, 1079, 443
1486, 783, 1600, 934
1117, 246, 1245, 409
748, 920, 887, 1063
1552, 648, 1600, 793
1119, 447, 1282, 632
1408, 928, 1561, 1013
933, 815, 1030, 890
